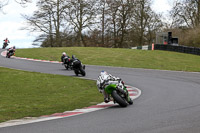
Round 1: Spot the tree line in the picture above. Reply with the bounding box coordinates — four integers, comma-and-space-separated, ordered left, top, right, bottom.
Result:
21, 0, 163, 48
1, 0, 200, 48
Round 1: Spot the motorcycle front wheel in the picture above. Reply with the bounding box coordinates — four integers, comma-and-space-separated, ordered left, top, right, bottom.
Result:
6, 53, 10, 58
80, 68, 86, 76
111, 90, 127, 107
64, 64, 69, 70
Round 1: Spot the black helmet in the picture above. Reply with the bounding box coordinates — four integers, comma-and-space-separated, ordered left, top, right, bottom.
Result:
72, 55, 76, 59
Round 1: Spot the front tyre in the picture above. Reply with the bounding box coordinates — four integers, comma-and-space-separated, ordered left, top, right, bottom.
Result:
80, 68, 86, 76
111, 90, 127, 107
7, 53, 10, 58
128, 98, 133, 105
64, 64, 69, 70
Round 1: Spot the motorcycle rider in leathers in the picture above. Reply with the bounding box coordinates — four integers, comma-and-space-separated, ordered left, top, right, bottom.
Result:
61, 52, 69, 63
97, 71, 131, 103
7, 46, 15, 53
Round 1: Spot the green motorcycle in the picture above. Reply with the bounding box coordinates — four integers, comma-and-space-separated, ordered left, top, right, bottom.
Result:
104, 80, 133, 107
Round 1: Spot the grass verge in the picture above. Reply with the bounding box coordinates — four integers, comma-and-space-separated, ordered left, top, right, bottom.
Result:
0, 67, 102, 123
15, 47, 200, 72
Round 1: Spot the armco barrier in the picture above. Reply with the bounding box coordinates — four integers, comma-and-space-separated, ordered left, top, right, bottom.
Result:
131, 45, 152, 50
154, 44, 200, 56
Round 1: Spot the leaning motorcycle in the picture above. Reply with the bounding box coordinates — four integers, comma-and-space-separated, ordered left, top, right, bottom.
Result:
72, 59, 86, 76
104, 80, 133, 107
2, 43, 8, 49
6, 49, 15, 58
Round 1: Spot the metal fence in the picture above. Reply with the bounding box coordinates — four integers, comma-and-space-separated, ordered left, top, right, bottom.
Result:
131, 45, 152, 50
154, 44, 200, 56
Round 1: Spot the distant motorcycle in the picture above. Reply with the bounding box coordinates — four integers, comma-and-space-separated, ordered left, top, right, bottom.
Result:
71, 55, 86, 76
6, 47, 15, 58
2, 43, 8, 49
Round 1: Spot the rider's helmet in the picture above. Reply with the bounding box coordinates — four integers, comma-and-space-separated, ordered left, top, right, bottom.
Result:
72, 55, 76, 59
99, 71, 110, 81
13, 46, 15, 49
62, 52, 66, 56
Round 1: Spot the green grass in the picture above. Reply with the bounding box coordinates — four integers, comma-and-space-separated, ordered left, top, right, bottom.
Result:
16, 47, 200, 72
0, 67, 102, 122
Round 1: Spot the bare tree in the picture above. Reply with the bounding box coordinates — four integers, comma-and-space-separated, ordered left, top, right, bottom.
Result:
97, 0, 107, 47
146, 12, 163, 45
106, 1, 120, 47
131, 0, 150, 46
66, 0, 97, 47
129, 0, 162, 46
14, 0, 32, 5
117, 0, 134, 48
22, 0, 66, 47
0, 1, 8, 13
171, 0, 200, 28
105, 0, 134, 48
0, 0, 31, 11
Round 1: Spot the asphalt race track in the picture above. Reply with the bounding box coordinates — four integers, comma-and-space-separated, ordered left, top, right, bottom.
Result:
0, 49, 200, 133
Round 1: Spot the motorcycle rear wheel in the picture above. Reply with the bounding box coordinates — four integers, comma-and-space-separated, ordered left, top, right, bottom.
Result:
111, 90, 128, 107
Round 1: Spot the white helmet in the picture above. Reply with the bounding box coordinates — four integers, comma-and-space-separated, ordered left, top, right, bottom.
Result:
62, 52, 66, 56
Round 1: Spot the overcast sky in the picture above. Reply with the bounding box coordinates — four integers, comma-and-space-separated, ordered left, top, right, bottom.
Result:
0, 0, 173, 48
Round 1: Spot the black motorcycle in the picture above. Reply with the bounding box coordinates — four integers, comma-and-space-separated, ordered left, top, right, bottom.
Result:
72, 58, 86, 76
6, 48, 15, 58
2, 43, 8, 49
